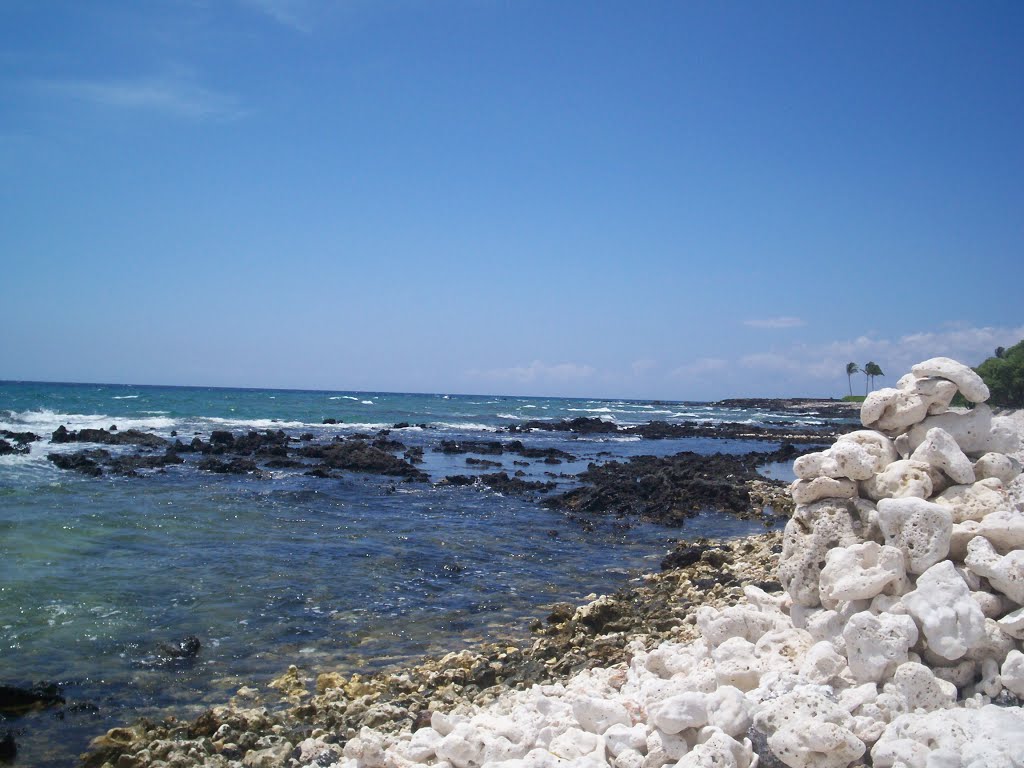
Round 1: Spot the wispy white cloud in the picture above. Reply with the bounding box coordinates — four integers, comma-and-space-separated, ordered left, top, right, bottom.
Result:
468, 360, 596, 384
239, 0, 316, 32
41, 76, 243, 121
630, 358, 658, 377
740, 324, 1024, 382
670, 357, 729, 379
743, 317, 805, 329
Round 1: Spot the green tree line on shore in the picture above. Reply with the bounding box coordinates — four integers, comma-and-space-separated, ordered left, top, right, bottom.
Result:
974, 341, 1024, 407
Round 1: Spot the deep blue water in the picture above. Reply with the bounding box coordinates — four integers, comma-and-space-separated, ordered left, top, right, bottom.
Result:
0, 381, 815, 766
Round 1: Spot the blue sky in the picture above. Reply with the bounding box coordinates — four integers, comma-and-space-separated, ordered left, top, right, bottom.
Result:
2, 1, 1022, 400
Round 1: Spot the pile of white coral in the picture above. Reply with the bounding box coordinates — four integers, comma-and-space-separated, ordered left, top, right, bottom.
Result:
326, 358, 1024, 768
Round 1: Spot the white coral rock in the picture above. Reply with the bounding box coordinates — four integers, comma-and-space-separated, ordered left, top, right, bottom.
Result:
909, 427, 976, 484
964, 536, 1024, 604
711, 637, 761, 692
877, 497, 953, 574
861, 388, 932, 434
819, 541, 906, 607
974, 452, 1023, 484
911, 357, 991, 403
778, 499, 863, 607
836, 430, 900, 472
843, 610, 919, 683
905, 404, 993, 454
934, 478, 1009, 523
794, 441, 878, 482
872, 705, 1024, 768
752, 689, 865, 768
789, 476, 858, 505
861, 460, 934, 502
997, 606, 1024, 640
885, 661, 957, 712
1000, 649, 1024, 697
901, 560, 986, 661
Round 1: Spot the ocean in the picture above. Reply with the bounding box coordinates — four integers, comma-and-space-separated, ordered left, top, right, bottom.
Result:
0, 381, 820, 766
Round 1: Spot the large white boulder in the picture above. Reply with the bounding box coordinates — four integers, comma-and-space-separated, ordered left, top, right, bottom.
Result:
861, 388, 931, 434
909, 427, 976, 484
835, 430, 901, 472
752, 689, 865, 768
933, 478, 1009, 523
818, 541, 906, 607
789, 476, 858, 505
876, 497, 953, 574
911, 357, 991, 403
905, 405, 994, 454
964, 536, 1024, 604
843, 610, 919, 683
901, 560, 986, 661
861, 460, 933, 502
974, 452, 1023, 484
778, 499, 863, 607
872, 706, 1024, 768
793, 441, 878, 482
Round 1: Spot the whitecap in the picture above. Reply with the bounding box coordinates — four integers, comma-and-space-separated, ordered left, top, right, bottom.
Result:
0, 408, 177, 435
111, 395, 139, 400
431, 422, 497, 432
203, 416, 312, 430
360, 400, 374, 406
329, 396, 361, 401
496, 413, 521, 420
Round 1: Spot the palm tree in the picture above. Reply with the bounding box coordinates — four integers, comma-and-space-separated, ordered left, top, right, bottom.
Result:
845, 362, 860, 396
864, 361, 884, 393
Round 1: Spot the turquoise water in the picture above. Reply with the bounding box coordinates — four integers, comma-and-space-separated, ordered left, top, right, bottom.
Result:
0, 381, 812, 765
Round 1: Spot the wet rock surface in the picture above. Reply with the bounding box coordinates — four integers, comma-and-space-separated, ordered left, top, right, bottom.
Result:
81, 533, 784, 768
544, 445, 801, 525
507, 400, 857, 443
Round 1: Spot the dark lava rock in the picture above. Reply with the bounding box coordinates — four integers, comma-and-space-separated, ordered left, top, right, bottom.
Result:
660, 542, 724, 571
392, 422, 411, 429
466, 457, 502, 468
437, 440, 505, 456
299, 440, 427, 480
0, 731, 14, 762
198, 457, 260, 475
404, 447, 424, 464
505, 441, 576, 461
513, 417, 620, 435
210, 430, 235, 446
746, 726, 786, 768
546, 603, 576, 624
544, 449, 794, 525
263, 458, 307, 469
50, 425, 167, 448
478, 472, 556, 495
0, 683, 65, 716
322, 418, 340, 425
439, 475, 476, 486
372, 436, 406, 452
106, 449, 185, 476
0, 430, 38, 453
47, 450, 109, 476
158, 635, 201, 660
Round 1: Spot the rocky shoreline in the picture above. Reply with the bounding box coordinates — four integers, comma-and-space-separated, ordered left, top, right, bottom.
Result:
1, 400, 851, 765
80, 532, 785, 768
73, 362, 1024, 768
